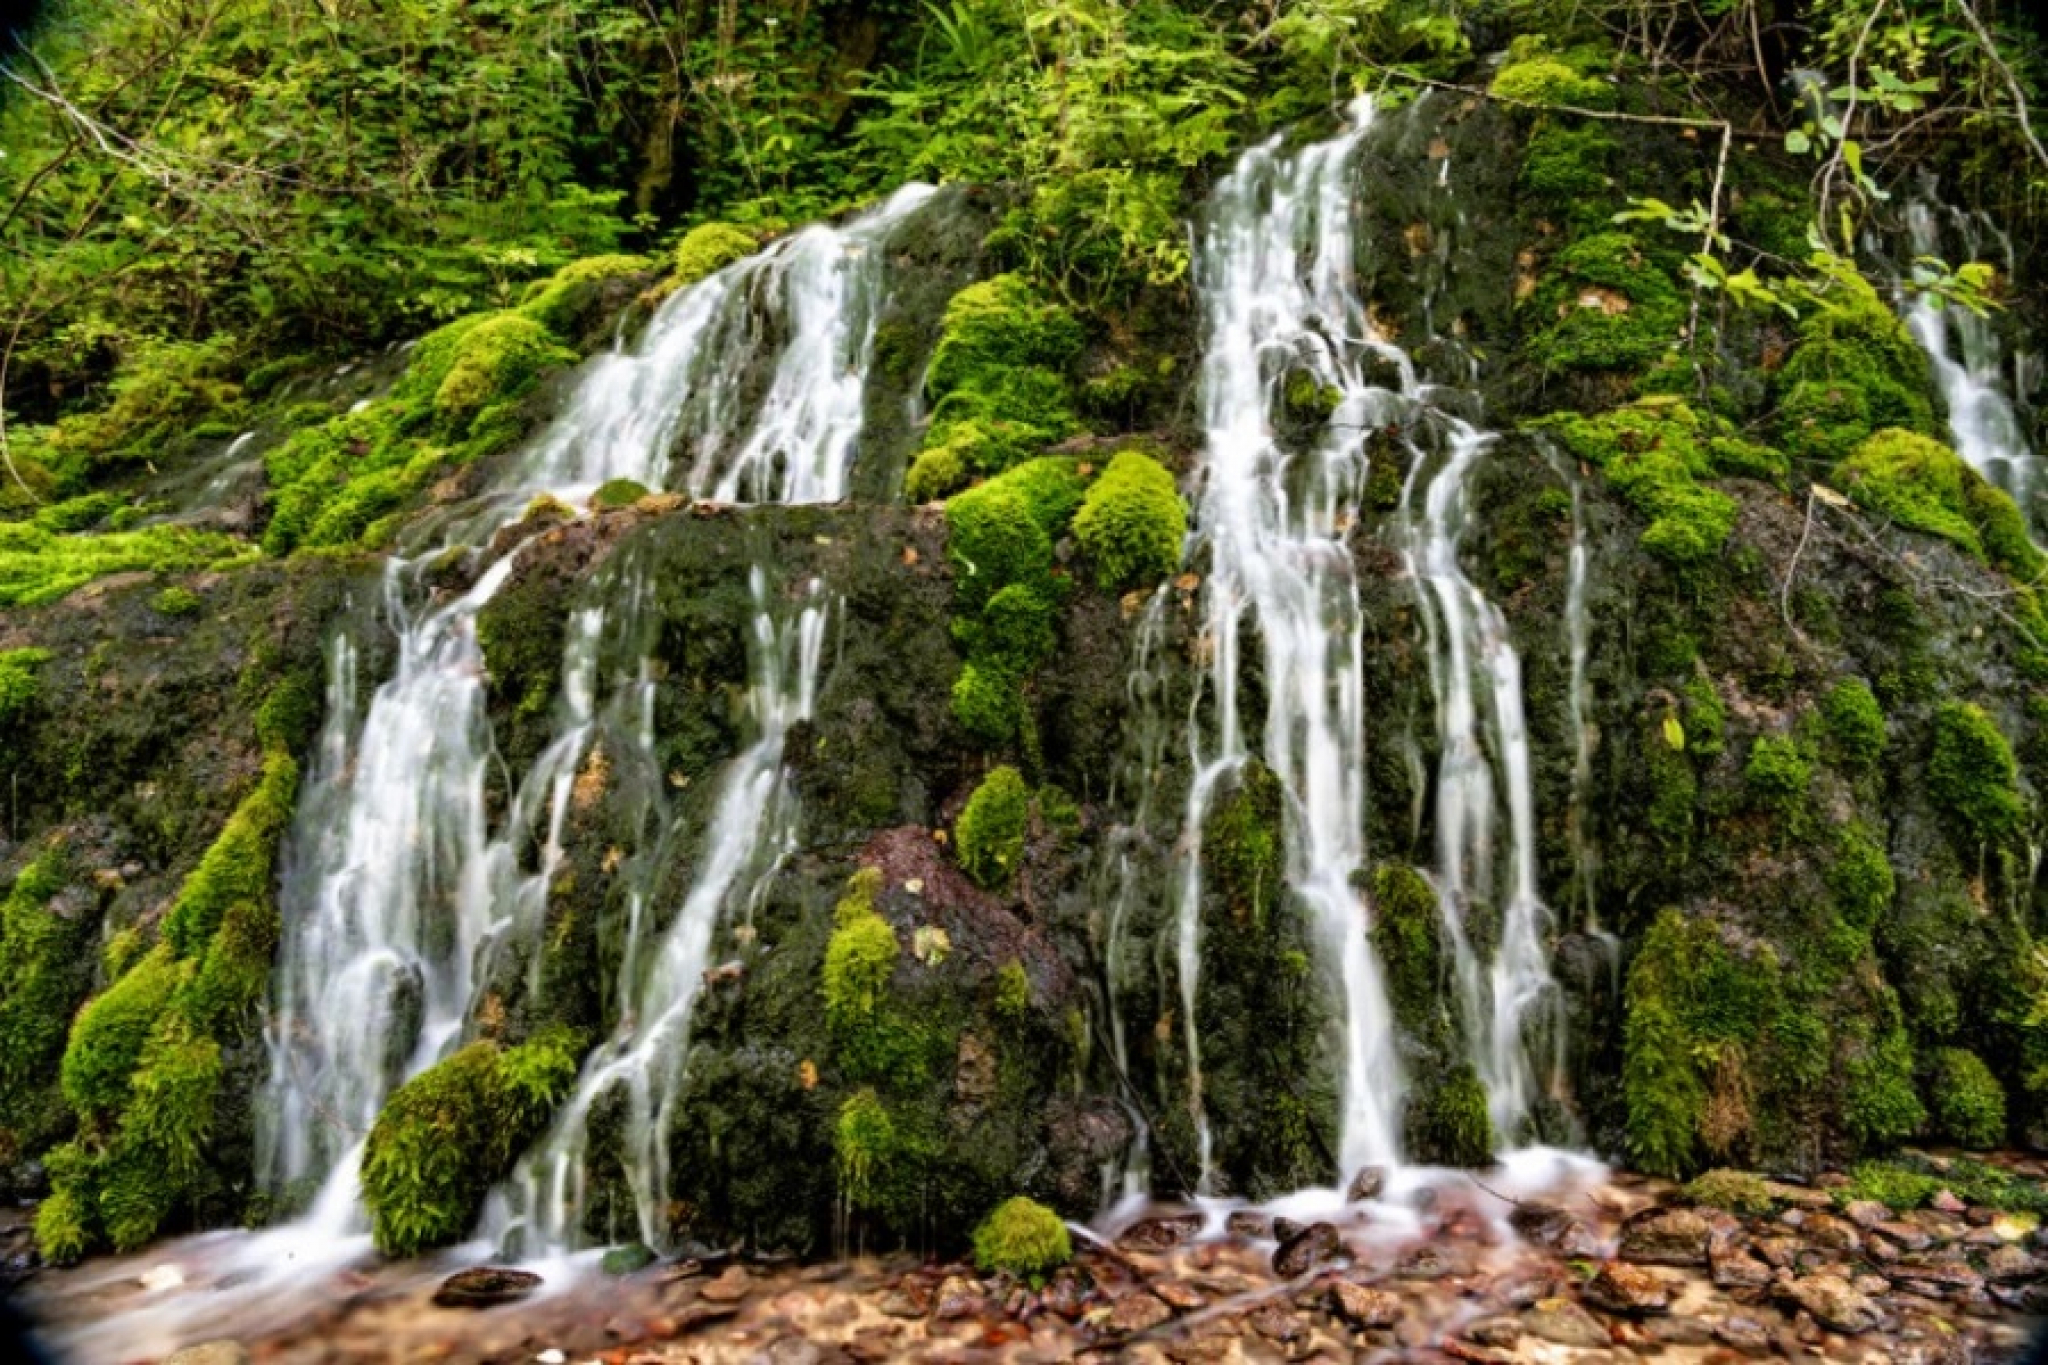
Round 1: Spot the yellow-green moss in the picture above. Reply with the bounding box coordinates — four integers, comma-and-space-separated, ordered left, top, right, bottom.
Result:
917, 275, 1083, 485
1524, 234, 1683, 373
1778, 273, 1934, 464
518, 253, 652, 332
1744, 735, 1810, 815
591, 477, 650, 509
957, 766, 1032, 890
433, 314, 572, 415
1833, 429, 2046, 587
1489, 56, 1615, 109
0, 522, 254, 608
0, 647, 48, 734
971, 1195, 1071, 1283
1929, 700, 2025, 846
1406, 1061, 1495, 1167
0, 840, 83, 1098
1822, 678, 1887, 769
1371, 863, 1448, 1051
1204, 763, 1284, 923
823, 869, 927, 1084
360, 1028, 582, 1257
835, 1088, 898, 1210
60, 945, 185, 1121
672, 223, 758, 288
1534, 401, 1739, 579
1683, 1168, 1775, 1215
1928, 1046, 2006, 1148
1072, 450, 1186, 591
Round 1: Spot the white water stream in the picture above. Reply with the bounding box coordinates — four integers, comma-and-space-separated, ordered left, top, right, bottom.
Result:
60, 186, 933, 1357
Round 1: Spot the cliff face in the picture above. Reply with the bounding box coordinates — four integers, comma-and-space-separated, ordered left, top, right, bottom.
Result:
5, 12, 2048, 1270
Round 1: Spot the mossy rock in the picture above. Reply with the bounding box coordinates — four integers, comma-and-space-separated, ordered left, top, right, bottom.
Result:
971, 1196, 1071, 1284
1927, 1047, 2006, 1148
956, 767, 1032, 890
1072, 451, 1185, 592
672, 223, 759, 288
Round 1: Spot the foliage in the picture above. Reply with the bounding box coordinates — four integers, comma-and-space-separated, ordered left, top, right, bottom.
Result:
1928, 701, 2026, 847
956, 765, 1032, 889
1489, 55, 1614, 111
1927, 1047, 2006, 1148
858, 0, 1248, 302
1071, 450, 1185, 591
971, 1195, 1071, 1283
360, 1029, 583, 1257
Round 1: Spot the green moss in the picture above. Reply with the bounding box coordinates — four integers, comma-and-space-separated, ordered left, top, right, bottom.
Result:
1744, 735, 1810, 814
1822, 679, 1887, 769
152, 585, 202, 616
0, 647, 49, 736
1205, 764, 1284, 924
1842, 1005, 1925, 1149
32, 1143, 97, 1265
1535, 402, 1737, 577
1406, 1062, 1495, 1167
822, 869, 927, 1084
1282, 371, 1340, 423
1844, 1160, 1942, 1211
60, 945, 184, 1121
1778, 273, 1933, 464
1371, 863, 1449, 1051
916, 276, 1082, 485
957, 766, 1032, 890
518, 253, 652, 333
0, 521, 254, 608
1072, 451, 1185, 592
946, 482, 1054, 615
1624, 911, 1710, 1177
1833, 429, 2046, 591
1683, 1169, 1775, 1215
834, 1089, 898, 1210
1680, 674, 1726, 756
971, 1196, 1071, 1284
1520, 122, 1615, 217
1489, 56, 1615, 109
433, 313, 571, 415
0, 841, 85, 1100
1928, 1047, 2006, 1148
905, 445, 968, 503
1645, 711, 1696, 861
1525, 234, 1683, 373
591, 477, 650, 509
951, 660, 1025, 746
1826, 821, 1895, 932
994, 960, 1030, 1021
163, 749, 297, 960
672, 223, 758, 287
360, 1029, 581, 1257
1929, 701, 2026, 847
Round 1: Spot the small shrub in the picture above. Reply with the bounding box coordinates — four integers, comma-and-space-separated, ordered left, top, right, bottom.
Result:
972, 1196, 1071, 1283
957, 767, 1033, 890
1928, 1047, 2007, 1148
1072, 451, 1186, 591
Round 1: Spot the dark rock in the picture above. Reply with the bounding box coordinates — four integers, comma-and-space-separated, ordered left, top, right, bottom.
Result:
432, 1267, 543, 1309
1582, 1261, 1675, 1316
1618, 1206, 1712, 1266
1393, 1242, 1475, 1280
1272, 1216, 1307, 1244
1272, 1221, 1342, 1277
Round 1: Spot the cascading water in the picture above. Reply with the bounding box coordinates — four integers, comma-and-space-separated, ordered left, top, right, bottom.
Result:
1399, 419, 1561, 1144
1178, 98, 1406, 1183
492, 183, 936, 1256
259, 184, 936, 1255
1901, 197, 2041, 516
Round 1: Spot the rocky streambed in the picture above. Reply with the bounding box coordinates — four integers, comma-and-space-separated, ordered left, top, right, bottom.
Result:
13, 1156, 2048, 1363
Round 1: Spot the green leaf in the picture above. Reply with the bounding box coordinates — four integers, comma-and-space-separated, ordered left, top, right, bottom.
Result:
1664, 715, 1686, 751
1784, 128, 1811, 155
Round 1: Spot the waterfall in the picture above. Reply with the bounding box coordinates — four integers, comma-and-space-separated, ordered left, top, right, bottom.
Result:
1902, 198, 2040, 515
1179, 98, 1406, 1183
257, 184, 936, 1255
1399, 419, 1560, 1144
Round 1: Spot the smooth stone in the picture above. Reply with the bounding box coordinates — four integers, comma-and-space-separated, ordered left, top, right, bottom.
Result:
1582, 1261, 1675, 1316
1272, 1221, 1342, 1277
1346, 1166, 1388, 1202
699, 1264, 753, 1304
1522, 1296, 1609, 1348
1710, 1240, 1774, 1289
1107, 1291, 1174, 1334
1618, 1206, 1712, 1267
1509, 1201, 1601, 1258
164, 1345, 252, 1365
1328, 1280, 1401, 1328
1226, 1210, 1274, 1240
1777, 1273, 1885, 1334
1119, 1213, 1205, 1252
432, 1267, 543, 1309
1712, 1314, 1775, 1356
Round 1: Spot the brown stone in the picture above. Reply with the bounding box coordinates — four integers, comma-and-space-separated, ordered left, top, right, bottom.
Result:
1155, 1279, 1207, 1311
1272, 1221, 1343, 1277
1800, 1212, 1861, 1252
1880, 1220, 1935, 1252
1711, 1314, 1775, 1356
1463, 1316, 1521, 1347
1777, 1273, 1885, 1334
1932, 1190, 1967, 1214
1226, 1210, 1274, 1240
1709, 1240, 1773, 1290
1582, 1261, 1675, 1316
699, 1265, 753, 1304
1346, 1166, 1388, 1202
1441, 1341, 1515, 1363
1107, 1291, 1174, 1334
432, 1267, 543, 1309
1119, 1213, 1206, 1252
1392, 1242, 1474, 1280
1843, 1199, 1892, 1228
1987, 1244, 2040, 1282
1521, 1296, 1608, 1348
1328, 1280, 1401, 1328
1619, 1206, 1712, 1266
1248, 1302, 1305, 1343
164, 1345, 251, 1365
1509, 1201, 1602, 1258
1646, 1314, 1714, 1346
671, 1303, 741, 1335
877, 1279, 931, 1318
932, 1275, 984, 1319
